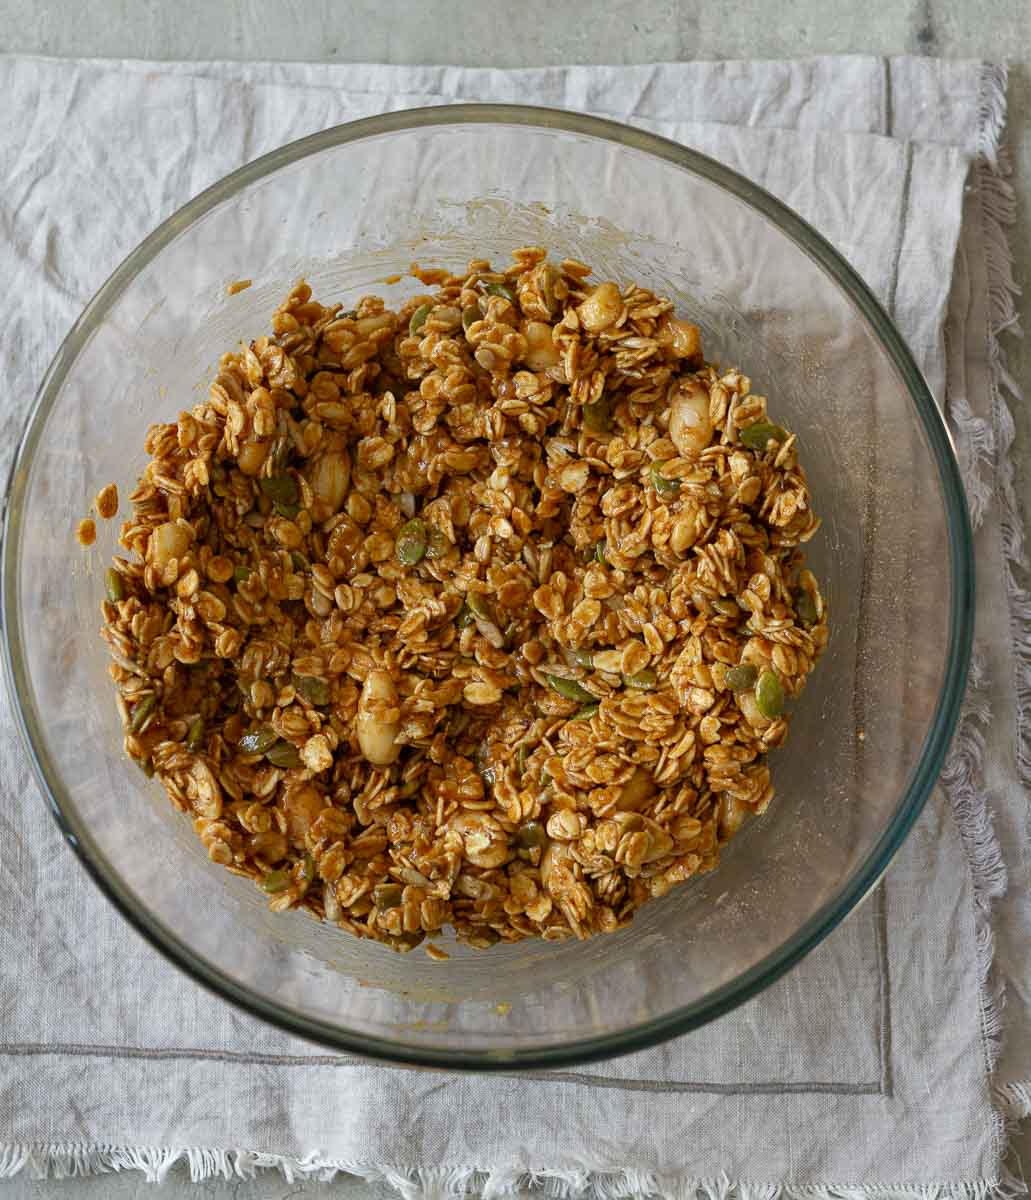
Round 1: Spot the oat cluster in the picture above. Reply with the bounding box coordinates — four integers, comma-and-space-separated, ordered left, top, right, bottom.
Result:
99, 248, 827, 955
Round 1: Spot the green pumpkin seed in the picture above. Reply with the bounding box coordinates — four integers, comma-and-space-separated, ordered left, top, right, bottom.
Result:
516, 745, 528, 774
374, 883, 403, 910
424, 528, 450, 560
755, 669, 785, 719
273, 501, 299, 520
300, 853, 316, 885
649, 464, 681, 497
712, 597, 740, 617
583, 396, 612, 433
292, 674, 330, 706
456, 602, 475, 629
739, 421, 788, 451
624, 669, 657, 690
794, 590, 819, 625
260, 474, 299, 507
266, 740, 302, 769
185, 716, 206, 752
462, 304, 481, 332
595, 540, 607, 565
238, 727, 278, 755
466, 592, 494, 621
261, 869, 291, 894
571, 649, 594, 669
290, 551, 310, 572
725, 664, 758, 692
571, 703, 600, 722
485, 282, 517, 306
233, 565, 251, 584
409, 303, 433, 337
395, 518, 428, 566
129, 693, 157, 733
546, 674, 595, 703
104, 568, 124, 603
516, 821, 547, 850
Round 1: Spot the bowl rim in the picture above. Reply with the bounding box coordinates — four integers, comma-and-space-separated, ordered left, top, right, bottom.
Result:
1, 102, 975, 1071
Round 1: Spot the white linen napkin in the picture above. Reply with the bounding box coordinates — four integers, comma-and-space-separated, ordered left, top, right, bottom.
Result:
0, 54, 1027, 1197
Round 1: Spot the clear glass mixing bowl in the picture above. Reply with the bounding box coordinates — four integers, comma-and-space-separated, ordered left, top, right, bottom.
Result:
1, 106, 973, 1069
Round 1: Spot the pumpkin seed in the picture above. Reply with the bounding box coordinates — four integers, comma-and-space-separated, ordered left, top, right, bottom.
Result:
571, 649, 594, 669
755, 668, 785, 718
374, 883, 403, 911
794, 589, 819, 625
261, 869, 291, 894
104, 568, 124, 603
546, 674, 595, 703
266, 740, 302, 769
290, 551, 310, 572
571, 703, 600, 722
595, 540, 607, 565
624, 669, 657, 690
649, 464, 681, 496
466, 592, 494, 622
424, 528, 450, 560
485, 282, 517, 306
300, 854, 316, 885
456, 602, 475, 629
259, 474, 299, 506
292, 674, 330, 706
583, 395, 612, 432
185, 716, 206, 752
462, 304, 480, 331
233, 565, 251, 584
516, 821, 547, 850
238, 727, 278, 755
739, 421, 788, 451
395, 518, 428, 566
409, 303, 433, 336
273, 501, 299, 520
725, 664, 758, 691
129, 693, 157, 733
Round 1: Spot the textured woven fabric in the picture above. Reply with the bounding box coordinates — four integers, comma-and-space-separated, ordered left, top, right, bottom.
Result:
0, 54, 1025, 1196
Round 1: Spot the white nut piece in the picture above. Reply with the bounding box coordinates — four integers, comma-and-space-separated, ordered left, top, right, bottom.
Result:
577, 282, 622, 333
737, 689, 772, 730
615, 765, 656, 812
449, 810, 510, 869
356, 669, 401, 765
668, 379, 713, 457
662, 318, 702, 360
309, 448, 351, 514
148, 521, 192, 569
522, 321, 561, 369
718, 793, 750, 839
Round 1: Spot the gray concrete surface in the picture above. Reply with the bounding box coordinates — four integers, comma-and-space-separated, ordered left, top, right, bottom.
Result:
0, 0, 1028, 1195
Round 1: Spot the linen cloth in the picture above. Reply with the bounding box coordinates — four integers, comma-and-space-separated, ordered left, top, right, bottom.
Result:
0, 54, 1027, 1197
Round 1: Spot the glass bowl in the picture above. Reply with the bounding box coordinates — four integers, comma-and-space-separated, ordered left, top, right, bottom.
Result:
1, 106, 973, 1069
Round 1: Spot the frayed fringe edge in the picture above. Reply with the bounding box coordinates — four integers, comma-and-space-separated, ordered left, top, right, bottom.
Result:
0, 1148, 1024, 1200
975, 64, 1031, 799
940, 60, 1025, 1186
998, 1080, 1031, 1120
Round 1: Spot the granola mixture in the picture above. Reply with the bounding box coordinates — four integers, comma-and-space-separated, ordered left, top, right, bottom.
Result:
99, 248, 827, 953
